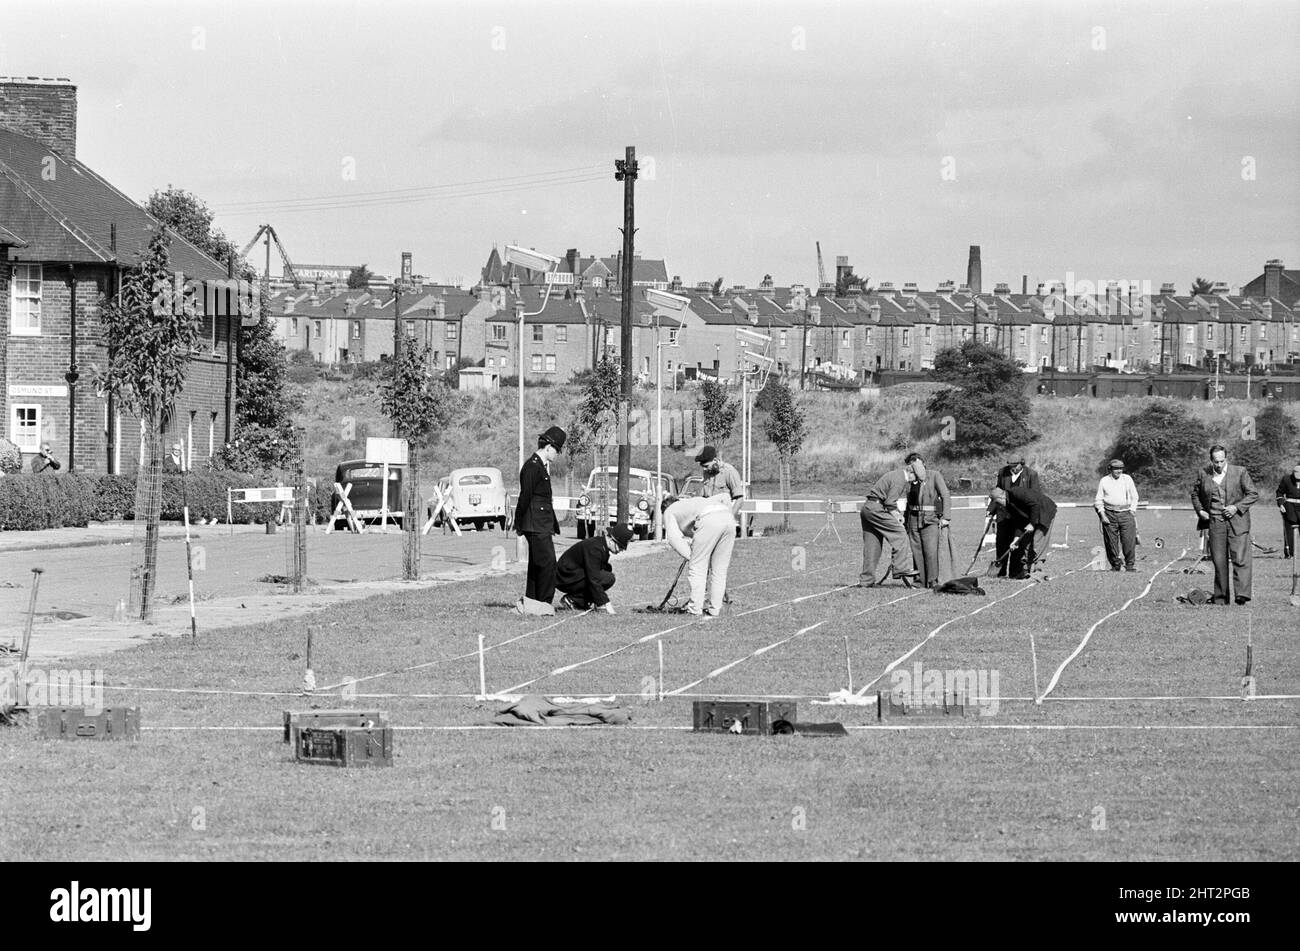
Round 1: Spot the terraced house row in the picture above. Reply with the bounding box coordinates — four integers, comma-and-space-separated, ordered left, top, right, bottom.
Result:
269, 257, 1300, 386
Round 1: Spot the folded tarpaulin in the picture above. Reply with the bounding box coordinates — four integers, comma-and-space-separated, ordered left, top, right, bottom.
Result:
492, 694, 633, 727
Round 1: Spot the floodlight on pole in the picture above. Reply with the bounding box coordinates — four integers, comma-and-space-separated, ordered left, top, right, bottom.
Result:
645, 287, 691, 314
502, 245, 562, 476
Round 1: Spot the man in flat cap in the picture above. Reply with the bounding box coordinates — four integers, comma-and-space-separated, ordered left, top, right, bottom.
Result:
1095, 458, 1140, 571
989, 454, 1040, 578
696, 445, 745, 519
513, 425, 566, 614
859, 457, 921, 587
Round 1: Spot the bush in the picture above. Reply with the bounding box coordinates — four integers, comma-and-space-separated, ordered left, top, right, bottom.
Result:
0, 474, 98, 530
1104, 400, 1209, 488
0, 437, 22, 474
928, 343, 1038, 460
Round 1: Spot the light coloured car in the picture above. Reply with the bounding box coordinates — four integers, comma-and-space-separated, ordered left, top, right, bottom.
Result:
430, 467, 508, 531
574, 466, 678, 541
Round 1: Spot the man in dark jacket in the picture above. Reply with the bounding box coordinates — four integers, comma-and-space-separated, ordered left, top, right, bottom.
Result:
514, 425, 566, 611
989, 455, 1040, 577
1277, 462, 1300, 559
1191, 445, 1259, 605
557, 525, 632, 614
988, 483, 1057, 579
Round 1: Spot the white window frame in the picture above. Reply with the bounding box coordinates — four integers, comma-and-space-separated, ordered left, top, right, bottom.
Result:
1239, 326, 1247, 342
532, 324, 544, 343
1184, 326, 1194, 343
530, 353, 543, 372
446, 323, 458, 341
291, 317, 299, 336
405, 320, 416, 335
492, 324, 506, 341
779, 329, 787, 347
10, 264, 42, 336
546, 354, 557, 374
1206, 324, 1214, 341
1019, 329, 1027, 347
314, 320, 323, 338
865, 328, 873, 344
352, 321, 361, 340
10, 403, 40, 451
556, 325, 568, 343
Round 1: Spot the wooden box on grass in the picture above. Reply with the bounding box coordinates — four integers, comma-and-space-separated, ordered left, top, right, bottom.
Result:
282, 708, 388, 743
295, 726, 393, 768
37, 707, 141, 741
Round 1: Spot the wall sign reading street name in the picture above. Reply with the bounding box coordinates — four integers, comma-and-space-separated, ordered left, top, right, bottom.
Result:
9, 385, 69, 398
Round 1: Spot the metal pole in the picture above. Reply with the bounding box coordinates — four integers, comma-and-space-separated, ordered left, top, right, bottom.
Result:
656, 336, 664, 542
799, 310, 807, 391
183, 501, 197, 643
615, 145, 637, 528
517, 301, 525, 475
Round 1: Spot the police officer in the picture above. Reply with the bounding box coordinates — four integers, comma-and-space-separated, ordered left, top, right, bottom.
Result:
1275, 461, 1300, 559
513, 425, 566, 613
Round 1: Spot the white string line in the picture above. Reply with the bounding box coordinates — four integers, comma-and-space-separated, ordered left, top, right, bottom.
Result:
854, 564, 1091, 697
316, 610, 590, 692
664, 589, 926, 697
499, 568, 862, 694
1037, 549, 1188, 703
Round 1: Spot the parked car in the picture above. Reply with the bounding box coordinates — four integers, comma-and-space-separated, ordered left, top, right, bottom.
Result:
429, 467, 508, 532
574, 466, 678, 540
677, 474, 753, 537
331, 459, 405, 529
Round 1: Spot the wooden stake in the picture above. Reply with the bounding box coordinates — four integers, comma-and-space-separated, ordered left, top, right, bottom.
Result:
843, 636, 854, 692
1030, 632, 1041, 704
478, 634, 487, 698
657, 640, 664, 702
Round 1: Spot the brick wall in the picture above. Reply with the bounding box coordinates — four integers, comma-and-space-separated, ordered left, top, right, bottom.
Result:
0, 78, 77, 158
2, 262, 235, 475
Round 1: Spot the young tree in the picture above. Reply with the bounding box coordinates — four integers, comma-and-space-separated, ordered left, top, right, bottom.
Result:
565, 358, 621, 493
97, 230, 202, 620
699, 377, 739, 444
1105, 399, 1209, 487
379, 336, 455, 579
763, 377, 807, 530
835, 267, 866, 296
144, 186, 240, 265
1191, 277, 1214, 296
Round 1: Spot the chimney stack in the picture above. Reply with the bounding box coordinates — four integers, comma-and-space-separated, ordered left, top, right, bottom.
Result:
966, 246, 982, 295
1022, 274, 1028, 295
0, 77, 77, 159
1264, 259, 1284, 300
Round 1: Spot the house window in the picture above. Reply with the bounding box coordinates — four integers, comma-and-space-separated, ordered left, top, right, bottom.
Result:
924, 326, 932, 345
961, 328, 969, 340
669, 329, 678, 346
1207, 325, 1214, 341
352, 321, 361, 339
557, 325, 568, 343
446, 354, 455, 369
1184, 326, 1194, 343
11, 264, 42, 335
666, 360, 674, 373
405, 320, 415, 335
779, 329, 788, 347
446, 323, 458, 341
841, 330, 850, 346
865, 328, 873, 344
492, 324, 506, 341
10, 404, 40, 451
1239, 326, 1247, 342
1019, 329, 1027, 347
982, 327, 990, 342
902, 329, 910, 346
546, 354, 557, 373
1259, 324, 1267, 340
805, 329, 814, 347
314, 320, 322, 338
532, 325, 544, 343
591, 277, 604, 288
291, 317, 299, 335
1040, 328, 1047, 344
530, 353, 543, 372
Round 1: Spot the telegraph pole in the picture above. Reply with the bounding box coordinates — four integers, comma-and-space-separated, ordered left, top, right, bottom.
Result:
614, 146, 637, 526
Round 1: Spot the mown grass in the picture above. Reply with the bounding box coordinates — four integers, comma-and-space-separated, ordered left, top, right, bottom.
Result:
3, 506, 1297, 860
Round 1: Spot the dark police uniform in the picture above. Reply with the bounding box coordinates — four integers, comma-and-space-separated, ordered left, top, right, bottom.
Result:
1277, 472, 1300, 559
515, 450, 560, 604
556, 536, 617, 609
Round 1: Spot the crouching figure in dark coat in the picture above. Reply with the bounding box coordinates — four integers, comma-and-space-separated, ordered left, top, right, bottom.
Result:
556, 525, 633, 614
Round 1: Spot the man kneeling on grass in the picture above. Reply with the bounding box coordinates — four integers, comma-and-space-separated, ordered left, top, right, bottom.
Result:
556, 525, 633, 614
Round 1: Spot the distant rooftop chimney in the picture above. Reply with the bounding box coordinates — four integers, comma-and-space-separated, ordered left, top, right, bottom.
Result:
1264, 258, 1284, 299
937, 280, 956, 293
0, 76, 77, 159
901, 282, 919, 297
993, 282, 1011, 295
1160, 282, 1177, 295
957, 283, 971, 295
966, 246, 982, 295
877, 282, 896, 296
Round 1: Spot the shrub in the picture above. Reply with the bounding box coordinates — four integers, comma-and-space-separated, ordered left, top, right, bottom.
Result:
0, 474, 98, 530
0, 437, 22, 474
1104, 400, 1209, 487
928, 343, 1038, 460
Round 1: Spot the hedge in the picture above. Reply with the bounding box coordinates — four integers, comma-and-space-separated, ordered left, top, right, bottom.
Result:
0, 471, 286, 532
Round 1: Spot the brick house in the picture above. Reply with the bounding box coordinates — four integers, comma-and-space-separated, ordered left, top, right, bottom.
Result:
1, 77, 238, 475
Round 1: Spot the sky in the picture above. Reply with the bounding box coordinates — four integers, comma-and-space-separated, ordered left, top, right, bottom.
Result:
2, 0, 1297, 291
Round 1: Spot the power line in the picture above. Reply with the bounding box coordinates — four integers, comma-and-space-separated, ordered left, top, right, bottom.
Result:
213, 164, 607, 214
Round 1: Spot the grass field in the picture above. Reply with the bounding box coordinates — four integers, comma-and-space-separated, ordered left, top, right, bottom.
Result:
2, 505, 1298, 861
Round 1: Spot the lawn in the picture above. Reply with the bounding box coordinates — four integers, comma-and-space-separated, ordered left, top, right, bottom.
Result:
2, 506, 1298, 861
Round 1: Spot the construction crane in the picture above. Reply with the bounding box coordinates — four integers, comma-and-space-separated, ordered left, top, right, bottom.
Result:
240, 224, 301, 287
816, 240, 826, 290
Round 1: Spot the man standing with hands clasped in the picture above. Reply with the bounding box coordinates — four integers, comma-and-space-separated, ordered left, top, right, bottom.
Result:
1095, 458, 1140, 571
1191, 445, 1259, 605
513, 425, 566, 616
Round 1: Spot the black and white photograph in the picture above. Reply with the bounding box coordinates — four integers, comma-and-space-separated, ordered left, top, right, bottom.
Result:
0, 0, 1296, 910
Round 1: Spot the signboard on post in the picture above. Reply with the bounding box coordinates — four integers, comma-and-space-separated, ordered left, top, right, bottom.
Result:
366, 437, 409, 465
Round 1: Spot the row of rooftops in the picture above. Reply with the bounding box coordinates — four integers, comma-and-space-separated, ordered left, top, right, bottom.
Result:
267, 281, 1298, 329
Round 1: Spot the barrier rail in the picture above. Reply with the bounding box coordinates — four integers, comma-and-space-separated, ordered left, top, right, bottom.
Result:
226, 485, 301, 533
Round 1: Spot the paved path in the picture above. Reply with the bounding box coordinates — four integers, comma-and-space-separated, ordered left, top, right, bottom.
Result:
0, 521, 656, 666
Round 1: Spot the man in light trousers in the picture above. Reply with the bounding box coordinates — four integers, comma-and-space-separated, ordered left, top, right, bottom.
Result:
664, 494, 736, 617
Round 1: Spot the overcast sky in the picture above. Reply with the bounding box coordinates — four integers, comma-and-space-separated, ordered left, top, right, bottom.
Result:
3, 0, 1297, 290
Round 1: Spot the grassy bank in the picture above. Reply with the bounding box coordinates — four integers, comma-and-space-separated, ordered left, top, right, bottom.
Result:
291, 373, 1300, 502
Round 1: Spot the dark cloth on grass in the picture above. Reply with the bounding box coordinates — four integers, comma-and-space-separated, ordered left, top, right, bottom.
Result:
556, 536, 616, 607
493, 695, 632, 727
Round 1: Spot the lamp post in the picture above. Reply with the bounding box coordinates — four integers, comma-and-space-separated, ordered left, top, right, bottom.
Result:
645, 288, 690, 541
501, 245, 563, 474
